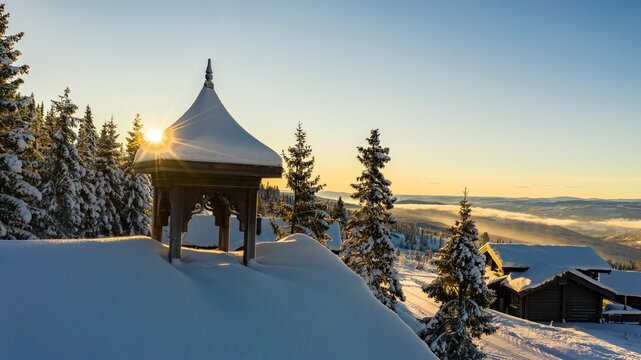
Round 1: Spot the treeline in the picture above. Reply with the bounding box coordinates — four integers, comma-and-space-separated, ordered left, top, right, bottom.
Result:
607, 258, 641, 271
0, 5, 151, 239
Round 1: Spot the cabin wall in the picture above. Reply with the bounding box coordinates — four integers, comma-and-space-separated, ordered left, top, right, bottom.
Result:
524, 287, 562, 322
522, 276, 603, 322
564, 280, 601, 322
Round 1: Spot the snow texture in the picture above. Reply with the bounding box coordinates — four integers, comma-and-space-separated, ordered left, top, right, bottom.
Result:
397, 256, 641, 359
484, 243, 611, 271
134, 85, 281, 168
0, 235, 435, 359
600, 270, 641, 297
162, 214, 342, 251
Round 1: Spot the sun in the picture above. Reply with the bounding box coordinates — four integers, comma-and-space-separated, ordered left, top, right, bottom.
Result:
144, 128, 163, 143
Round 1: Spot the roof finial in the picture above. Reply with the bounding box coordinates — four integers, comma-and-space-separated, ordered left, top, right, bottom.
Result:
204, 58, 214, 89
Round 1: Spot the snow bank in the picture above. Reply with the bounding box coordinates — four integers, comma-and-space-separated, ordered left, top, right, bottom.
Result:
0, 235, 433, 359
162, 214, 342, 251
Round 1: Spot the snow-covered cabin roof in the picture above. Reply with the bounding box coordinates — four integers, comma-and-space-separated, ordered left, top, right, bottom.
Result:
134, 59, 281, 169
482, 243, 614, 295
600, 270, 641, 297
482, 243, 611, 272
502, 267, 616, 295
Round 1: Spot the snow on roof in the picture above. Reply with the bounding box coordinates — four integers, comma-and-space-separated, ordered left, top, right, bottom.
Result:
0, 236, 434, 359
483, 243, 611, 271
163, 214, 342, 251
600, 270, 641, 297
134, 61, 281, 168
502, 267, 616, 294
604, 302, 641, 315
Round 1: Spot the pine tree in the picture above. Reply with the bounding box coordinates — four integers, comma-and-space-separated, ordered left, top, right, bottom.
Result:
272, 123, 330, 244
339, 129, 404, 311
95, 118, 124, 236
77, 105, 100, 237
330, 196, 348, 239
121, 114, 151, 235
40, 88, 84, 238
0, 6, 42, 239
418, 190, 496, 360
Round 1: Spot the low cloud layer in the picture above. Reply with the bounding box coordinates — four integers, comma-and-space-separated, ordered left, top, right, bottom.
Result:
395, 204, 641, 235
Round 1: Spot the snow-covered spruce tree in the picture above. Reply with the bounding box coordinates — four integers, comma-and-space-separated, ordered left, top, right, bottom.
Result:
0, 6, 42, 240
95, 118, 124, 237
271, 123, 330, 244
40, 88, 84, 238
418, 190, 496, 360
76, 105, 100, 237
339, 129, 404, 311
121, 114, 151, 235
330, 196, 348, 239
17, 95, 47, 237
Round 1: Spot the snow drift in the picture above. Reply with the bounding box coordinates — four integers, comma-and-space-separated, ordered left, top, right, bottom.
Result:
0, 235, 434, 359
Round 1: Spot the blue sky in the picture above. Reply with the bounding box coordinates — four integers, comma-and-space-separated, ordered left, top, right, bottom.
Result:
7, 1, 641, 198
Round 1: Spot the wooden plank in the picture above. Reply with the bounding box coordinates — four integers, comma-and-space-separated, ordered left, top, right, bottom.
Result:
242, 189, 258, 265
151, 186, 162, 241
169, 187, 184, 262
218, 212, 230, 252
134, 159, 282, 178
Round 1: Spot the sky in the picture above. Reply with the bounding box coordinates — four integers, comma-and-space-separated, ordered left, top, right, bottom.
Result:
6, 0, 641, 199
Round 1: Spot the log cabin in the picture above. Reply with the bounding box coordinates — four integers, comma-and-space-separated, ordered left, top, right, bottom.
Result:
481, 243, 616, 322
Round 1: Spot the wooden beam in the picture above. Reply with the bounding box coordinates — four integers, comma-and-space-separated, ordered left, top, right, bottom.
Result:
218, 212, 230, 252
169, 187, 184, 262
243, 189, 258, 265
151, 186, 162, 241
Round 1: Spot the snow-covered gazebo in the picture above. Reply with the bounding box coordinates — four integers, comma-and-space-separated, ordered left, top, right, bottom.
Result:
134, 59, 282, 265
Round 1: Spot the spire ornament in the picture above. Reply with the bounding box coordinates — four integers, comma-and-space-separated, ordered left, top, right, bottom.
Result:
204, 58, 214, 89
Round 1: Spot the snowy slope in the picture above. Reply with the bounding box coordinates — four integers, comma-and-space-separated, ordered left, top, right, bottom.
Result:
396, 257, 641, 359
0, 236, 433, 359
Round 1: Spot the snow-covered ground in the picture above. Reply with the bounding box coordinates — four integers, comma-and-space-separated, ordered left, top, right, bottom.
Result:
396, 256, 641, 360
0, 236, 434, 359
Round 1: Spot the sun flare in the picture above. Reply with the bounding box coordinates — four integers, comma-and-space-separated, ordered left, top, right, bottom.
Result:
144, 128, 163, 143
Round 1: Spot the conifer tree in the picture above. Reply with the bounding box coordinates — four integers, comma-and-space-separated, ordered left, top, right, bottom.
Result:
418, 190, 496, 360
18, 95, 46, 237
339, 129, 404, 310
121, 114, 151, 235
272, 123, 330, 243
95, 118, 124, 236
330, 196, 348, 239
40, 88, 84, 238
0, 6, 42, 239
77, 105, 100, 237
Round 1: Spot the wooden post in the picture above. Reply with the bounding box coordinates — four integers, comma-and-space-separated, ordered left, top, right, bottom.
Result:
151, 186, 162, 241
218, 211, 230, 252
243, 189, 258, 265
169, 187, 184, 262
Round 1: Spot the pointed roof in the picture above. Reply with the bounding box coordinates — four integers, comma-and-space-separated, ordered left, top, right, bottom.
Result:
134, 59, 282, 170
